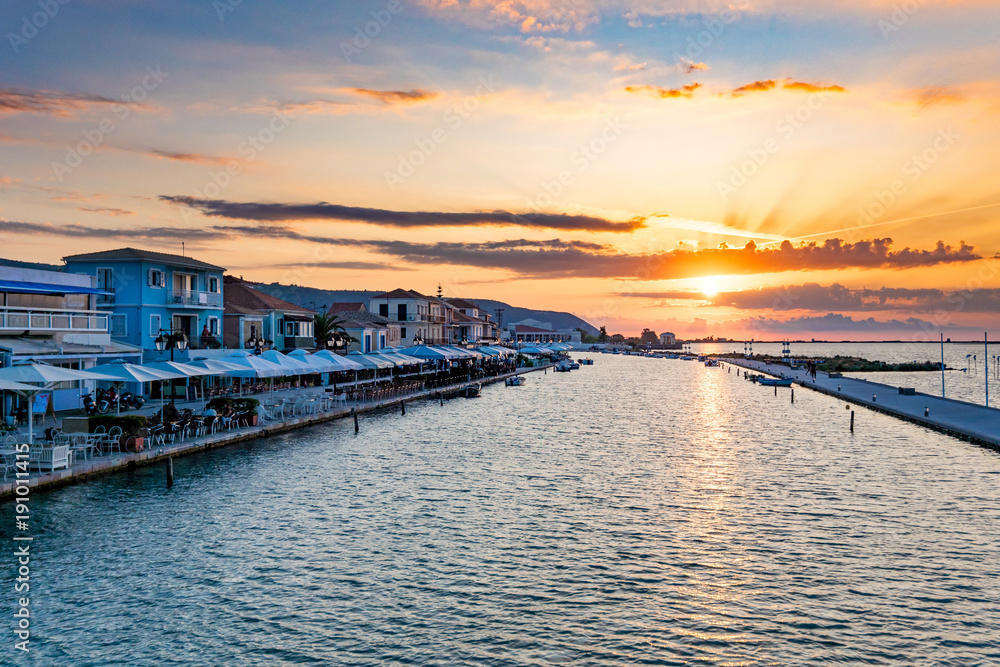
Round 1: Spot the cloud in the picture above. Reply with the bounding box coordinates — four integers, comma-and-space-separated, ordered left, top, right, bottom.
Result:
732, 79, 778, 95
732, 79, 846, 96
782, 80, 847, 93
0, 89, 127, 118
0, 220, 226, 241
416, 0, 597, 32
625, 83, 701, 99
217, 233, 980, 281
76, 207, 136, 217
143, 149, 229, 165
912, 85, 964, 109
347, 88, 440, 104
679, 59, 710, 74
269, 261, 416, 271
733, 312, 970, 333
622, 281, 1000, 313
159, 196, 647, 233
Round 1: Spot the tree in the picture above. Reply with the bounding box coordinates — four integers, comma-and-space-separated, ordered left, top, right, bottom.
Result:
639, 328, 658, 345
598, 326, 608, 343
314, 313, 356, 349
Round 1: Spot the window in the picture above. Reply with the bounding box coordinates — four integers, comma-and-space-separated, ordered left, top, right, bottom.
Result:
277, 319, 284, 335
96, 268, 113, 290
397, 304, 407, 321
150, 314, 161, 336
208, 317, 219, 336
110, 314, 127, 337
148, 269, 164, 287
379, 333, 386, 349
401, 327, 406, 339
379, 303, 389, 317
209, 276, 220, 293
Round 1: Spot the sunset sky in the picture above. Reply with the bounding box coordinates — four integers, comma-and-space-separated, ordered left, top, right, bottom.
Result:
2, 0, 999, 339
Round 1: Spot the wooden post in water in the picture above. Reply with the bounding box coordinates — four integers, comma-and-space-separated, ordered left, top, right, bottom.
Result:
352, 407, 359, 433
439, 392, 443, 406
166, 457, 174, 488
401, 400, 405, 415
850, 410, 855, 433
774, 386, 777, 396
791, 388, 794, 403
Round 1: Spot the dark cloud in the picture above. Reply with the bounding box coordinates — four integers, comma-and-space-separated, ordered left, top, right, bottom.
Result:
625, 83, 701, 99
0, 220, 224, 241
159, 196, 646, 233
270, 261, 416, 271
735, 312, 968, 333
348, 88, 439, 104
0, 89, 125, 117
144, 150, 228, 165
222, 233, 980, 280
622, 281, 1000, 313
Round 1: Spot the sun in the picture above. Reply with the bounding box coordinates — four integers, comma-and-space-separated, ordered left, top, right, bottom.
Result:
700, 279, 719, 297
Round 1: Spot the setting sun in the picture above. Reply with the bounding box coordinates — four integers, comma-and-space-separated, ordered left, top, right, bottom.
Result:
701, 279, 720, 298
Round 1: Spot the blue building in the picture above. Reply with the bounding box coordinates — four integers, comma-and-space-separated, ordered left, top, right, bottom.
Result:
63, 248, 225, 359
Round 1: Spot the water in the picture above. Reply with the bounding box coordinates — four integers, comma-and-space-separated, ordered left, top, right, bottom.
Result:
694, 341, 999, 405
3, 356, 999, 665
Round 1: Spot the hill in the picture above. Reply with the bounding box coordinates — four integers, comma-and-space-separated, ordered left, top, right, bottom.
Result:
250, 283, 598, 335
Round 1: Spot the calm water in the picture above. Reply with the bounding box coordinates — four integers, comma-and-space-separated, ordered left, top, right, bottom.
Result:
3, 355, 999, 665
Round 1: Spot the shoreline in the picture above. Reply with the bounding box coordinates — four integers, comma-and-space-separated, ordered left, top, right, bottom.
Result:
1, 366, 548, 502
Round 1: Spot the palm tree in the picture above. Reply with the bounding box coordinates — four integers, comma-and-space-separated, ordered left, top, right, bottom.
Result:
314, 313, 356, 350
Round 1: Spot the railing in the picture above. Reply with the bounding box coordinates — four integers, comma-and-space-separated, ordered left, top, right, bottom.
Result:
170, 289, 222, 308
406, 314, 430, 323
0, 307, 108, 333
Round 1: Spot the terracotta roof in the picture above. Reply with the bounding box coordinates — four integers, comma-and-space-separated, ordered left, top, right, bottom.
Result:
331, 310, 394, 326
445, 298, 480, 310
371, 288, 429, 300
224, 281, 315, 316
340, 319, 387, 330
224, 304, 264, 317
514, 324, 555, 334
328, 302, 366, 314
63, 247, 224, 272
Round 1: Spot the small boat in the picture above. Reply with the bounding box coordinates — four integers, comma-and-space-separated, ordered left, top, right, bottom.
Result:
704, 359, 719, 367
464, 383, 481, 398
758, 377, 793, 387
568, 361, 580, 369
577, 358, 594, 365
554, 361, 573, 372
505, 376, 526, 386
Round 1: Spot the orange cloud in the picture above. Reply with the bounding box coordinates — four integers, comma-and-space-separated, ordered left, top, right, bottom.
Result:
0, 89, 127, 118
625, 83, 701, 99
912, 85, 963, 108
347, 88, 440, 104
783, 80, 847, 93
732, 79, 778, 95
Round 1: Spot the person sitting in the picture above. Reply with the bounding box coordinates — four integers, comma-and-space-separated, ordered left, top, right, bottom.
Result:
203, 405, 218, 431
162, 402, 180, 422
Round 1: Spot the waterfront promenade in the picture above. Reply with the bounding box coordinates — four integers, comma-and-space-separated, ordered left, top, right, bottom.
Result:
0, 368, 541, 500
722, 357, 1000, 451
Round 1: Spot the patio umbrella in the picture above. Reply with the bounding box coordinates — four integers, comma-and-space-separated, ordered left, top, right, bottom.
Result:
398, 345, 454, 361
260, 349, 315, 376
0, 362, 119, 444
145, 360, 225, 418
346, 351, 394, 370
287, 349, 339, 373
90, 360, 186, 415
312, 350, 365, 372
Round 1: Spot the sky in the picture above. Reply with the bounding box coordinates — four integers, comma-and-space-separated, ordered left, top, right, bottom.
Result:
1, 0, 999, 339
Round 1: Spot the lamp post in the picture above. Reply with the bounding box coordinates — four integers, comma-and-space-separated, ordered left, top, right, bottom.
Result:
154, 328, 189, 404
246, 336, 265, 356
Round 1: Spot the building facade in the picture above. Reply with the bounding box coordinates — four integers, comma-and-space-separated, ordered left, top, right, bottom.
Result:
368, 289, 446, 346
0, 263, 141, 413
63, 248, 225, 357
222, 277, 315, 352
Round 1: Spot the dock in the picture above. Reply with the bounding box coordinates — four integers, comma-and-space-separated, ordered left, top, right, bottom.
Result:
1, 368, 543, 500
722, 357, 1000, 452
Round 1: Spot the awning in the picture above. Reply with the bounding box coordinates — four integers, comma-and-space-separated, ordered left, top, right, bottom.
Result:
0, 280, 110, 296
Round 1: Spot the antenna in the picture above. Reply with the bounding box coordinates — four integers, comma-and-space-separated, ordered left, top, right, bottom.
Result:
182, 241, 185, 257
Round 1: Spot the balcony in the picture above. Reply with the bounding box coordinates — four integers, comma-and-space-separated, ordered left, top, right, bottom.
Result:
0, 307, 108, 333
170, 289, 222, 308
406, 314, 430, 323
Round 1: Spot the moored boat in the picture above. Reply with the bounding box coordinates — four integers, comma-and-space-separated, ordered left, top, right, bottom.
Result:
505, 376, 526, 386
758, 377, 793, 387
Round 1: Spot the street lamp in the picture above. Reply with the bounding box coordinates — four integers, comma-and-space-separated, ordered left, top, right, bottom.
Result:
413, 333, 423, 346
246, 336, 265, 355
154, 328, 188, 362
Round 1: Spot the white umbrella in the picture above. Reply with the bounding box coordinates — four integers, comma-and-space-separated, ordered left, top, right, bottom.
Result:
398, 345, 453, 361
287, 349, 339, 373
312, 350, 365, 372
260, 349, 315, 376
145, 360, 224, 419
90, 360, 186, 416
346, 351, 394, 370
0, 362, 119, 444
0, 379, 42, 392
220, 352, 285, 378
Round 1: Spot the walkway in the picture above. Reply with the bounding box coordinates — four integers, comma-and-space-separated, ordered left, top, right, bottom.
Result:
722, 357, 1000, 451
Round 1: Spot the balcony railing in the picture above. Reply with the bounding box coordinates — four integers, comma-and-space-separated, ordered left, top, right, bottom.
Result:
170, 289, 222, 308
0, 307, 108, 333
406, 314, 430, 322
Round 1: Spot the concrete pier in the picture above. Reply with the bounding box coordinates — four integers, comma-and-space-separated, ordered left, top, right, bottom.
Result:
723, 357, 1000, 452
1, 368, 542, 500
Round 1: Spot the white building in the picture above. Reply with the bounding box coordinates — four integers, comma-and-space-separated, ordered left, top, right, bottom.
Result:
369, 289, 446, 346
660, 332, 677, 346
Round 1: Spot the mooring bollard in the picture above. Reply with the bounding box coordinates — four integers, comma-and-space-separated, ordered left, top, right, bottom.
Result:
850, 410, 855, 433
925, 407, 930, 417
873, 393, 877, 402
352, 407, 359, 433
166, 457, 174, 488
838, 384, 842, 391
